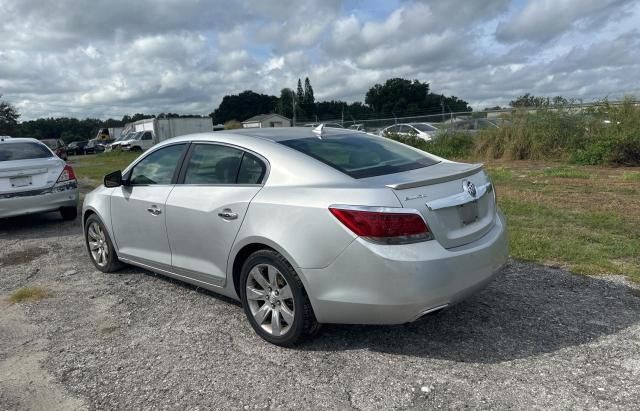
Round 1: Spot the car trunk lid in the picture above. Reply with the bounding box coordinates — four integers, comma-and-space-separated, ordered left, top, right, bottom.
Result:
0, 157, 65, 195
362, 162, 496, 249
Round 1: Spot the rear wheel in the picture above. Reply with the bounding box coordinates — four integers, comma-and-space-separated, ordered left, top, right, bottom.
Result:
60, 206, 77, 220
240, 250, 318, 346
84, 214, 123, 272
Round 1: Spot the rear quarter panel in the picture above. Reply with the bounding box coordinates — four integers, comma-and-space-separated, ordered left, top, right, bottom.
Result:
232, 185, 403, 270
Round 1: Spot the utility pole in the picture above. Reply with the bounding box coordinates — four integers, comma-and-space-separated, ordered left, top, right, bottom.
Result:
441, 98, 445, 122
341, 103, 344, 126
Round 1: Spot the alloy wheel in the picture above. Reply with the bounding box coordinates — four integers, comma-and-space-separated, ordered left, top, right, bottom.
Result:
245, 264, 295, 337
87, 222, 109, 267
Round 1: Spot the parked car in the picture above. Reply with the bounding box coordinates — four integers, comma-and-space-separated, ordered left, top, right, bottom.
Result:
106, 133, 135, 151
66, 140, 89, 156
446, 118, 500, 134
348, 124, 366, 131
83, 128, 507, 346
40, 138, 68, 160
85, 138, 112, 154
381, 123, 438, 141
0, 137, 78, 220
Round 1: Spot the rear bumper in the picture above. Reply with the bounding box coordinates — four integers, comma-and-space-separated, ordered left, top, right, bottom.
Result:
300, 211, 509, 324
0, 186, 79, 218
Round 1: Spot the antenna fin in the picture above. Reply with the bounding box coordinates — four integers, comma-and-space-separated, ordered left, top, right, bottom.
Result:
312, 123, 324, 139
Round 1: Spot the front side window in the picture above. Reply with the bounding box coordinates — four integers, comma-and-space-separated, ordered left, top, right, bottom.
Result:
129, 144, 186, 185
279, 133, 439, 179
0, 142, 53, 161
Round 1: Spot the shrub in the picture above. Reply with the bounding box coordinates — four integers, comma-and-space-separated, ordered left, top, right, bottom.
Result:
477, 97, 640, 166
224, 119, 242, 130
384, 131, 474, 159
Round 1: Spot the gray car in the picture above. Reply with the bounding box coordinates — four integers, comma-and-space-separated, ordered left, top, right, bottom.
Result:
1, 137, 79, 220
82, 127, 508, 346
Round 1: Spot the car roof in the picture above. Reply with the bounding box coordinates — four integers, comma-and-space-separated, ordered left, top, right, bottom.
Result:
172, 126, 357, 143
0, 137, 43, 144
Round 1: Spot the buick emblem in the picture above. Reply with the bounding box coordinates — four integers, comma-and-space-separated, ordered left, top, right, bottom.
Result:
464, 181, 477, 197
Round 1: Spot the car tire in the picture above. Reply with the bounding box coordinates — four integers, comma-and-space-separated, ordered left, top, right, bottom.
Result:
60, 206, 78, 220
240, 249, 319, 346
84, 214, 124, 273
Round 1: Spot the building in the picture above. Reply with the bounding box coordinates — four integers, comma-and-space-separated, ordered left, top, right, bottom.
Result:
241, 114, 291, 128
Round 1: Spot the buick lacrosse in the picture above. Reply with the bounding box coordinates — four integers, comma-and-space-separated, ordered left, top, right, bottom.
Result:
83, 126, 508, 346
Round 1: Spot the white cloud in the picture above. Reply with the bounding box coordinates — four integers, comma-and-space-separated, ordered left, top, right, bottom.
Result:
0, 0, 638, 119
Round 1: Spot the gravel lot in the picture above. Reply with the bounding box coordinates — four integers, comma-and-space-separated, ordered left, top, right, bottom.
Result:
1, 211, 640, 410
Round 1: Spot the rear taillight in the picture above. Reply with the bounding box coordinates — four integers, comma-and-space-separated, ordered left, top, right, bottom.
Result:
57, 164, 76, 182
329, 206, 433, 244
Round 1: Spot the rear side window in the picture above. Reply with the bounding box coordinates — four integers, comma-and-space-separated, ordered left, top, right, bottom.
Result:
279, 133, 439, 179
184, 144, 243, 184
129, 144, 186, 185
0, 142, 53, 161
237, 153, 266, 184
183, 144, 266, 185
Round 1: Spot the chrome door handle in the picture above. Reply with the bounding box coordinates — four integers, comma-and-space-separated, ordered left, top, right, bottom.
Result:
218, 209, 238, 220
147, 207, 162, 216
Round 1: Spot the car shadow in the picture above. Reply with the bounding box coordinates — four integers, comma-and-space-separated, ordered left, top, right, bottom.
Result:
297, 262, 640, 363
0, 212, 82, 239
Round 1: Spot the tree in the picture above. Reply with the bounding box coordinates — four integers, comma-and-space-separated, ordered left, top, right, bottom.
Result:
302, 77, 315, 116
0, 95, 20, 135
276, 88, 295, 119
365, 78, 471, 116
210, 90, 278, 124
296, 79, 304, 105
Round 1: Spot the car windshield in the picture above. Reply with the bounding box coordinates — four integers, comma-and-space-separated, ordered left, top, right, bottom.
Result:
0, 142, 53, 161
412, 123, 437, 132
279, 133, 439, 179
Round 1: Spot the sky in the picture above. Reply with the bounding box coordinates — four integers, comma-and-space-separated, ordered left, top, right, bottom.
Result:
1, 0, 639, 120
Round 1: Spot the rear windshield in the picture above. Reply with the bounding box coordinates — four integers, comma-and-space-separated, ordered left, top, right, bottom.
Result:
0, 142, 53, 161
279, 133, 439, 178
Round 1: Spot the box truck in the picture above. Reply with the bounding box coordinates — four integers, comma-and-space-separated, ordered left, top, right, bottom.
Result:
119, 117, 213, 151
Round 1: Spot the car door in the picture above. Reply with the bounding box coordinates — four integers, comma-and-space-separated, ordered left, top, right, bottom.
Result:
165, 143, 267, 286
140, 131, 154, 150
110, 143, 188, 266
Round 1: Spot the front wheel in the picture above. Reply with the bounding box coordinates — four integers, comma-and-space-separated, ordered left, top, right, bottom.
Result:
84, 214, 124, 272
240, 250, 319, 346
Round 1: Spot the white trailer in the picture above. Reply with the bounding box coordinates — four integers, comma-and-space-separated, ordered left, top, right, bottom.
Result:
120, 117, 213, 151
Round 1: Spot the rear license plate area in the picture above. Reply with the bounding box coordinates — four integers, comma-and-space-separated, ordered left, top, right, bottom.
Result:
457, 201, 478, 225
10, 176, 32, 188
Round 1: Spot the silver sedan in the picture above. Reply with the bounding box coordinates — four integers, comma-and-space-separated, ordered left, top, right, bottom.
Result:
82, 127, 508, 346
1, 137, 79, 220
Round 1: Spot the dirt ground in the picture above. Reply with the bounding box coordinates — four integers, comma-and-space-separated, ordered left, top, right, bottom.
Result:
1, 212, 639, 410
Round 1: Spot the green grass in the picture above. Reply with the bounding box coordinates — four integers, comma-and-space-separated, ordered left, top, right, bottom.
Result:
69, 151, 139, 187
10, 286, 51, 303
622, 171, 640, 181
540, 166, 591, 179
484, 161, 640, 282
502, 198, 640, 281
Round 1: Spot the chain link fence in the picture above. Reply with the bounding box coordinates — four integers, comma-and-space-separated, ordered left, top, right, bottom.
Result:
292, 100, 639, 135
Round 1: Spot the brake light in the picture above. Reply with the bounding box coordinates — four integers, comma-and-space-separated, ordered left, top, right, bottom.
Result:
57, 164, 76, 182
329, 206, 433, 244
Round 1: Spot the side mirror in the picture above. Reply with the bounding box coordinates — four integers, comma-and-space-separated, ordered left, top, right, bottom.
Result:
104, 170, 123, 188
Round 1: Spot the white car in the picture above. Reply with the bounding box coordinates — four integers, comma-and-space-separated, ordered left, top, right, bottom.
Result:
0, 137, 78, 220
381, 123, 439, 141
